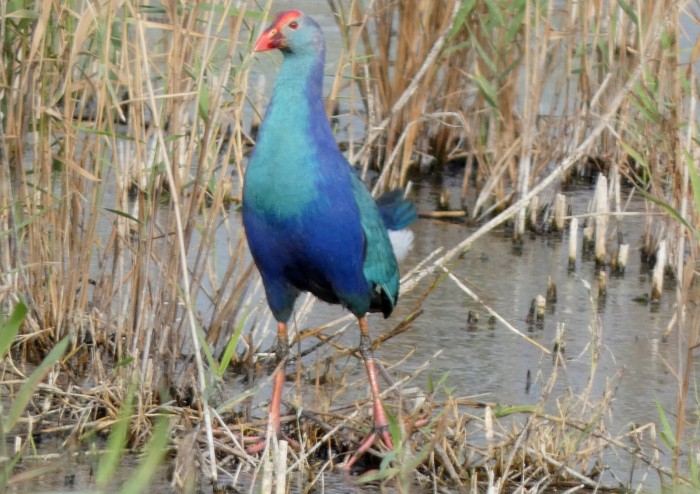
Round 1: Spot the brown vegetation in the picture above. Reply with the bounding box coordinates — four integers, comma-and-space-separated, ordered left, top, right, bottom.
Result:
1, 0, 698, 491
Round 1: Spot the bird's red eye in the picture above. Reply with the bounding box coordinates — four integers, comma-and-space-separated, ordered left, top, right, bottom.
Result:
289, 21, 299, 29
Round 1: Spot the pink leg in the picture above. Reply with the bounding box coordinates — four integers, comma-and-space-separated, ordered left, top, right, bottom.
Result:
343, 317, 394, 469
246, 322, 288, 454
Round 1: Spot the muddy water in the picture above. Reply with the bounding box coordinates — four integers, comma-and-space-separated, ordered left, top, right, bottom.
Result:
262, 177, 680, 493
393, 178, 678, 424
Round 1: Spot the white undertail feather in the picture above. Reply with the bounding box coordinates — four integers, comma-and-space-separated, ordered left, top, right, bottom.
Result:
389, 229, 414, 262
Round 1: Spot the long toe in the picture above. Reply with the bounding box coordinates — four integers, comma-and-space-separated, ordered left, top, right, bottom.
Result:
378, 425, 393, 450
244, 434, 300, 455
341, 432, 377, 470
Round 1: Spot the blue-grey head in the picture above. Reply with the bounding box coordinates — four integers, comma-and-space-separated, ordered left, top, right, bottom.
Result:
254, 10, 325, 59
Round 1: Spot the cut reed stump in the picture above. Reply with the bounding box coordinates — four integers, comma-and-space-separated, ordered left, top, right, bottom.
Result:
610, 244, 630, 275
553, 193, 566, 232
651, 240, 667, 302
536, 295, 546, 321
467, 310, 479, 329
568, 217, 578, 271
582, 221, 594, 254
553, 323, 565, 355
641, 215, 656, 265
528, 195, 539, 232
598, 269, 607, 299
437, 190, 451, 211
527, 295, 546, 326
618, 244, 629, 273
546, 276, 557, 304
594, 174, 608, 265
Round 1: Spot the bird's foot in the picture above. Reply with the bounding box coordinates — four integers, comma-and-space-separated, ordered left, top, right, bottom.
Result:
340, 414, 433, 471
243, 433, 300, 455
341, 424, 393, 470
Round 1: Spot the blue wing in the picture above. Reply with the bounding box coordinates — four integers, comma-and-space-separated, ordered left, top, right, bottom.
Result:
350, 173, 401, 317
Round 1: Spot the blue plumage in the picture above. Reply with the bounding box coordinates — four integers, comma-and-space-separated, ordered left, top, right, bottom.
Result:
243, 12, 415, 322
241, 10, 415, 459
375, 188, 419, 231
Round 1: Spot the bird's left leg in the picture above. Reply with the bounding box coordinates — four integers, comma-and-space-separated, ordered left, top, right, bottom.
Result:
246, 321, 293, 454
344, 316, 394, 468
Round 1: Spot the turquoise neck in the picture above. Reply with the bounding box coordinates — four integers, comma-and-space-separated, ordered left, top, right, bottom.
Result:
266, 48, 326, 133
245, 48, 335, 219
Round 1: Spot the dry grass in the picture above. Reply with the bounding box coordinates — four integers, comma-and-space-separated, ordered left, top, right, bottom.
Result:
1, 0, 699, 492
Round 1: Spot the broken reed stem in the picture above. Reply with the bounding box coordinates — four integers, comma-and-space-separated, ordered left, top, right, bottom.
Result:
594, 174, 609, 265
275, 440, 288, 494
441, 267, 551, 354
651, 240, 667, 301
568, 217, 578, 270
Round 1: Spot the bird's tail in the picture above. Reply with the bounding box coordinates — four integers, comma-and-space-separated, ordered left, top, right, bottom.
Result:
388, 229, 415, 262
375, 189, 417, 231
375, 189, 417, 262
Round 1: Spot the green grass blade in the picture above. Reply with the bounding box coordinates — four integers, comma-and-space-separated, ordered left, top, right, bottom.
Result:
357, 466, 400, 483
0, 302, 27, 358
449, 0, 477, 38
0, 451, 23, 484
3, 336, 70, 432
96, 382, 137, 488
472, 72, 498, 109
617, 0, 639, 25
656, 401, 677, 449
103, 207, 143, 225
217, 307, 249, 376
636, 185, 697, 238
492, 404, 538, 417
118, 414, 171, 494
198, 81, 210, 121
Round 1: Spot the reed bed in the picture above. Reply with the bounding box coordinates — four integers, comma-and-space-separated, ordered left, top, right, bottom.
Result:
1, 0, 699, 492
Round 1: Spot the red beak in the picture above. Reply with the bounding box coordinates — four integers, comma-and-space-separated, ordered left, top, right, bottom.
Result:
254, 25, 285, 52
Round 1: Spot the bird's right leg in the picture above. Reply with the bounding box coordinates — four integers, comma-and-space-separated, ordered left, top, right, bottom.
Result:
343, 316, 394, 469
246, 321, 290, 454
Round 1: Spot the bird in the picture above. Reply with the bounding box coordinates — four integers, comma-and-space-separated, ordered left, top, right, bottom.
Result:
242, 10, 417, 465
